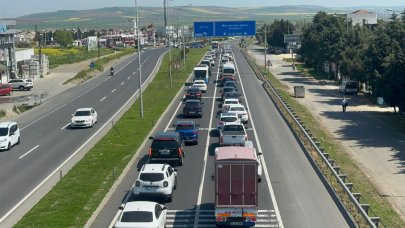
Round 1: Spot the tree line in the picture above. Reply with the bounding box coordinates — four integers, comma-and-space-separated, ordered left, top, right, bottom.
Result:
300, 10, 405, 113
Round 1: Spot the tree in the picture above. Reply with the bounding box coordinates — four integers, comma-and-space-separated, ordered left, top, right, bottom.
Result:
53, 29, 74, 47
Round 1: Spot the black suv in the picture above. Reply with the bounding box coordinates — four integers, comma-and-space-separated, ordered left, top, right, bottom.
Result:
148, 132, 185, 166
184, 87, 202, 100
182, 99, 203, 117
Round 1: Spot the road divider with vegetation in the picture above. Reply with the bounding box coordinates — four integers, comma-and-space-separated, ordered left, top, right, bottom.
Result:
14, 48, 206, 227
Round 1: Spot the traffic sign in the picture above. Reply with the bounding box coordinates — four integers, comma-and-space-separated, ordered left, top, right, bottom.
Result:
215, 21, 256, 37
193, 20, 256, 37
194, 22, 214, 37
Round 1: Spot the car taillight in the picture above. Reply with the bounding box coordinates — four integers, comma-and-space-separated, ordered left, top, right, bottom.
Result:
245, 135, 248, 140
193, 130, 198, 134
135, 181, 140, 187
163, 181, 168, 187
220, 136, 223, 143
216, 217, 225, 222
178, 148, 183, 156
148, 148, 152, 157
197, 93, 201, 96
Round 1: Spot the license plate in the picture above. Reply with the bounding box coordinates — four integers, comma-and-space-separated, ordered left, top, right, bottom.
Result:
146, 186, 157, 190
230, 222, 243, 225
189, 111, 195, 114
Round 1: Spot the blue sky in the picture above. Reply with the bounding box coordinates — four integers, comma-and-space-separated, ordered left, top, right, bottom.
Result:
2, 0, 405, 17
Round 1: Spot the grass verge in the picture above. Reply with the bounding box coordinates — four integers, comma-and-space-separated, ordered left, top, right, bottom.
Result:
246, 52, 404, 227
63, 48, 135, 85
0, 110, 5, 118
14, 48, 206, 227
12, 103, 41, 114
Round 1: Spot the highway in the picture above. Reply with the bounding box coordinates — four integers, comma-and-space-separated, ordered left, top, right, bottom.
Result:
0, 48, 167, 224
92, 45, 354, 228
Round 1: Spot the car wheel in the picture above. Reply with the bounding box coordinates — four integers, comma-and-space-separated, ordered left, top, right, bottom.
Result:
178, 159, 183, 166
6, 142, 11, 151
19, 86, 24, 91
167, 193, 173, 202
17, 137, 20, 145
91, 121, 94, 127
8, 91, 12, 96
195, 140, 198, 145
174, 177, 177, 190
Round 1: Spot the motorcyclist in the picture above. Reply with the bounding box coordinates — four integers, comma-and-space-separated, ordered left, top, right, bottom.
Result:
110, 66, 114, 75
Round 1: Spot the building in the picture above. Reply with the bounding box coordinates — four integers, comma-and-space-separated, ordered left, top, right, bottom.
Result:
0, 20, 17, 83
348, 10, 378, 26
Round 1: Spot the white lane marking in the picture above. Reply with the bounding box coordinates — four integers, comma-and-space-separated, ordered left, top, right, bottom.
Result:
132, 72, 136, 75
104, 78, 109, 82
234, 50, 284, 227
111, 89, 117, 93
19, 145, 40, 159
194, 54, 221, 227
127, 76, 131, 79
100, 96, 107, 102
1, 51, 167, 226
164, 101, 183, 131
120, 82, 125, 86
61, 123, 70, 130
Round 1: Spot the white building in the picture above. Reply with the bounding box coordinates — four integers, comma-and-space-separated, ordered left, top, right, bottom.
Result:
348, 10, 378, 26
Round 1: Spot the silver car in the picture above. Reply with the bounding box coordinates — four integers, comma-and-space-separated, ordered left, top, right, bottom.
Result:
8, 79, 34, 91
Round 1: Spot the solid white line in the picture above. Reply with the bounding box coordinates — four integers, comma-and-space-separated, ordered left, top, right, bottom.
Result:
61, 123, 70, 130
194, 54, 221, 227
132, 72, 136, 75
234, 50, 284, 228
127, 76, 131, 79
100, 96, 107, 102
20, 104, 67, 131
1, 52, 164, 226
111, 89, 116, 93
19, 145, 39, 159
120, 82, 125, 86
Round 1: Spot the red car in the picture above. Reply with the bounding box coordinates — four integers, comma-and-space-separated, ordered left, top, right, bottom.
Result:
0, 84, 13, 96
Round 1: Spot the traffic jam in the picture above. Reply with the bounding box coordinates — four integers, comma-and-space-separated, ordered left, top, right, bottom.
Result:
113, 42, 271, 228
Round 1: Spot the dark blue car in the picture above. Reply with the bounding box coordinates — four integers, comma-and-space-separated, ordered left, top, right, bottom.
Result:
174, 121, 199, 145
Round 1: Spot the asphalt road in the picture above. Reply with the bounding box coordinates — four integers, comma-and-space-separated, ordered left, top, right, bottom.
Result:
0, 48, 167, 224
92, 45, 354, 228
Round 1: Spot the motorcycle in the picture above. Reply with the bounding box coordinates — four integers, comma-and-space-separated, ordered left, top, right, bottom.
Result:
110, 69, 114, 76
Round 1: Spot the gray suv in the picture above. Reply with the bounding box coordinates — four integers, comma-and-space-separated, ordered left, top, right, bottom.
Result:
8, 79, 34, 91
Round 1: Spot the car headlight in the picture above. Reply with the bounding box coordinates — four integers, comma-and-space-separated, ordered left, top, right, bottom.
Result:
85, 119, 91, 122
0, 138, 6, 142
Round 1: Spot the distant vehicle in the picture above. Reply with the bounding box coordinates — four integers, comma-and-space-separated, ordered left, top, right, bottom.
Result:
185, 87, 202, 100
222, 98, 240, 111
192, 80, 207, 93
70, 108, 98, 128
227, 104, 249, 124
223, 92, 242, 103
0, 84, 13, 96
220, 87, 238, 100
114, 201, 167, 228
174, 120, 199, 145
244, 140, 263, 182
339, 80, 359, 95
148, 132, 185, 166
183, 99, 203, 118
0, 121, 20, 151
219, 122, 247, 146
217, 112, 240, 129
212, 41, 220, 49
193, 65, 210, 84
201, 59, 211, 68
221, 62, 236, 77
133, 163, 177, 202
220, 58, 230, 68
214, 146, 259, 227
219, 74, 237, 87
8, 78, 33, 91
223, 80, 237, 89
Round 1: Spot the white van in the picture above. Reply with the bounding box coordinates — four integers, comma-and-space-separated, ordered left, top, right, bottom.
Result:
193, 65, 210, 84
221, 62, 236, 76
0, 122, 20, 150
339, 80, 359, 95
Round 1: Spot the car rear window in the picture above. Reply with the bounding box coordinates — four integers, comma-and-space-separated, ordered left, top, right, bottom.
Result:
185, 101, 200, 107
223, 69, 235, 74
187, 88, 200, 93
140, 173, 164, 182
223, 88, 234, 93
176, 125, 194, 130
151, 140, 179, 149
221, 117, 238, 122
121, 211, 153, 222
225, 101, 238, 105
223, 125, 244, 131
230, 107, 245, 112
74, 111, 91, 116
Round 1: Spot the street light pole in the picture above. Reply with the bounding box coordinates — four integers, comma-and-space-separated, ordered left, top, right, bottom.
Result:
135, 0, 144, 118
264, 23, 267, 68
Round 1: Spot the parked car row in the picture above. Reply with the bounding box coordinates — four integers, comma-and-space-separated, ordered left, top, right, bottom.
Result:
0, 79, 34, 96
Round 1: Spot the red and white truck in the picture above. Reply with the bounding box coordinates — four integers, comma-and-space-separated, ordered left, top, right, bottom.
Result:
215, 146, 259, 227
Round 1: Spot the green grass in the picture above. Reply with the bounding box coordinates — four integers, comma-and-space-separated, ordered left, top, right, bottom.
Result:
294, 63, 330, 80
0, 110, 5, 118
15, 48, 206, 228
248, 53, 405, 227
63, 48, 135, 85
12, 103, 40, 114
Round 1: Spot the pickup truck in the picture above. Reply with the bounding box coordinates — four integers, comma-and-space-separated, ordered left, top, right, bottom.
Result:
219, 123, 247, 146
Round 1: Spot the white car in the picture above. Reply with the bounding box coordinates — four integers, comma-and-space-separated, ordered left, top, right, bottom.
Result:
217, 112, 240, 129
227, 104, 249, 124
222, 98, 240, 111
192, 80, 207, 92
133, 163, 177, 202
245, 141, 263, 182
114, 201, 167, 228
0, 122, 20, 151
70, 107, 98, 128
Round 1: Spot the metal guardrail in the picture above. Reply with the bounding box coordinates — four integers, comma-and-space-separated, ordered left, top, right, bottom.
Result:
241, 49, 382, 228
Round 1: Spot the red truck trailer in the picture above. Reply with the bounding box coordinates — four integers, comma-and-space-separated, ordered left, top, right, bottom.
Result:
215, 146, 259, 227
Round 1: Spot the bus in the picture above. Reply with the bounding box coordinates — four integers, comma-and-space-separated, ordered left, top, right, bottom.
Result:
212, 41, 220, 49
193, 65, 210, 84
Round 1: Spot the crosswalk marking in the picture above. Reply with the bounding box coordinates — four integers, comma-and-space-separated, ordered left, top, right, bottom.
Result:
165, 209, 279, 228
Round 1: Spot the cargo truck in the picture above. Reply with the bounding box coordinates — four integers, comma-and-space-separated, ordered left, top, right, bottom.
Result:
215, 146, 259, 227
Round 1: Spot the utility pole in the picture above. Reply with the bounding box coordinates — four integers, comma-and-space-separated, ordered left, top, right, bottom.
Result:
264, 23, 267, 68
164, 0, 167, 28
169, 33, 172, 88
136, 0, 144, 118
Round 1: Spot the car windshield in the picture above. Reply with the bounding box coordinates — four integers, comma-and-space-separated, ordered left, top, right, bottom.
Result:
225, 101, 238, 105
194, 70, 207, 78
121, 211, 153, 222
223, 125, 244, 131
221, 117, 238, 122
194, 81, 204, 85
225, 93, 239, 98
224, 82, 235, 87
0, 128, 8, 136
346, 82, 358, 89
74, 111, 91, 116
140, 173, 165, 182
230, 107, 245, 112
223, 88, 235, 93
176, 125, 195, 130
